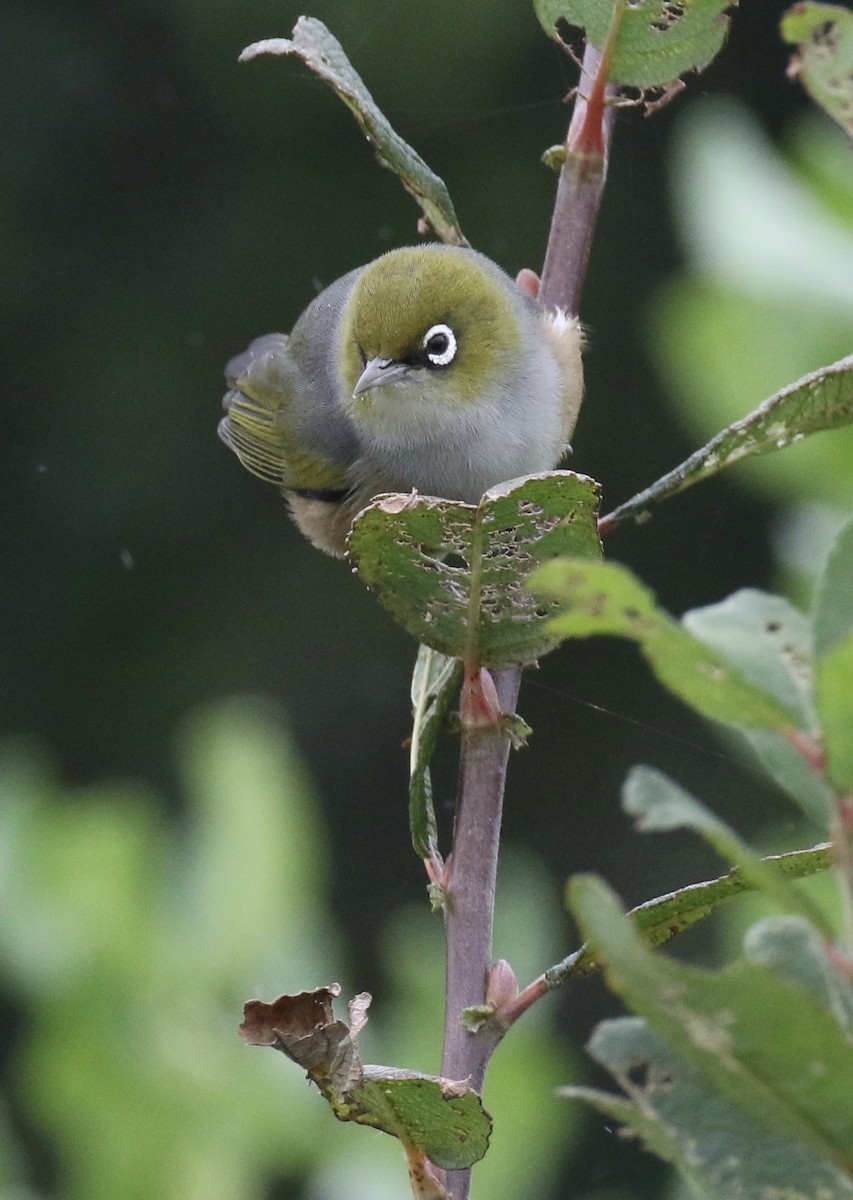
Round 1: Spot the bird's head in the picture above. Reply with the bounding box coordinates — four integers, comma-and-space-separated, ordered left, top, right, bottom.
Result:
338, 245, 523, 439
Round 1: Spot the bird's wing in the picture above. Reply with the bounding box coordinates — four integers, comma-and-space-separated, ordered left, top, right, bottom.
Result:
219, 333, 350, 493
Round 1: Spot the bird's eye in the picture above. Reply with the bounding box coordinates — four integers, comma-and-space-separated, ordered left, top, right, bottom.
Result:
422, 323, 457, 367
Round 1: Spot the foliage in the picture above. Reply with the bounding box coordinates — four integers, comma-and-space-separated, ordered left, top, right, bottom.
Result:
238, 18, 465, 246
651, 99, 853, 526
0, 704, 572, 1200
537, 514, 853, 1196
782, 2, 853, 139
534, 0, 737, 90
5, 1, 853, 1199
348, 473, 601, 667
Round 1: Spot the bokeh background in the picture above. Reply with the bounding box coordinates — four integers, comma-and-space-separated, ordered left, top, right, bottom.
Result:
2, 1, 852, 1197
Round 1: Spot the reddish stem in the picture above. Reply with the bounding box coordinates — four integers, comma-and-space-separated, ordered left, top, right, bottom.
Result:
439, 39, 617, 1200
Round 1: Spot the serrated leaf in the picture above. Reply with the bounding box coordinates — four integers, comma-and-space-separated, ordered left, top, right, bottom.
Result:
818, 630, 853, 791
568, 875, 853, 1172
600, 354, 853, 531
240, 18, 465, 245
240, 985, 490, 1170
347, 473, 602, 667
564, 1017, 853, 1199
534, 0, 736, 90
532, 558, 801, 732
549, 843, 830, 981
814, 514, 853, 659
622, 766, 830, 931
782, 3, 853, 140
409, 646, 462, 860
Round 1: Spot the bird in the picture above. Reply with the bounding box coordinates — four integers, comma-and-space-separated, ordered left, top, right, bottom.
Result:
219, 243, 584, 556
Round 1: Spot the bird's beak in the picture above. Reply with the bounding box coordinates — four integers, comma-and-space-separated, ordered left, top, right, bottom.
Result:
353, 356, 411, 397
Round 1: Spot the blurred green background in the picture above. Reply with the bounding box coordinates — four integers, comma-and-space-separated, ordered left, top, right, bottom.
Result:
2, 0, 852, 1197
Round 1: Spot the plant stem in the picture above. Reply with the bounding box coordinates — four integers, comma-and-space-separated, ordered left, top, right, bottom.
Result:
439, 42, 615, 1200
441, 667, 523, 1089
538, 45, 614, 313
441, 666, 520, 1200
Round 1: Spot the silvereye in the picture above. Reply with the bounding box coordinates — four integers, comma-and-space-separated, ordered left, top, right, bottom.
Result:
219, 244, 584, 556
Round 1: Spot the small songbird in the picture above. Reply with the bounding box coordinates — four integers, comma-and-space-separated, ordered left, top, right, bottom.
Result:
219, 244, 584, 556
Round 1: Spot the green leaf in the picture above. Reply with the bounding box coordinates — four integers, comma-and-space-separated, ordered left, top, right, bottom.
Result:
568, 875, 853, 1172
409, 646, 463, 860
679, 590, 834, 825
532, 559, 801, 731
781, 3, 853, 139
0, 710, 343, 1198
347, 472, 602, 667
683, 590, 817, 729
818, 631, 853, 791
565, 1018, 853, 1199
352, 1069, 491, 1170
740, 727, 834, 829
744, 916, 853, 1033
622, 766, 831, 933
534, 0, 736, 89
241, 986, 491, 1170
548, 843, 831, 982
814, 514, 853, 659
600, 354, 853, 531
240, 18, 465, 245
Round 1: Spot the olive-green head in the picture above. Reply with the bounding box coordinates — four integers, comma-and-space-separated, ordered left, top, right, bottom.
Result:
338, 245, 524, 431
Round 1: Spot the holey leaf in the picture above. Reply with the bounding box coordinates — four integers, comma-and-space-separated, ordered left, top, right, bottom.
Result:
534, 0, 737, 90
240, 985, 491, 1170
531, 558, 801, 732
240, 18, 465, 245
601, 353, 853, 531
782, 3, 853, 139
683, 589, 833, 827
564, 1018, 853, 1199
568, 876, 853, 1173
346, 472, 602, 667
550, 842, 830, 982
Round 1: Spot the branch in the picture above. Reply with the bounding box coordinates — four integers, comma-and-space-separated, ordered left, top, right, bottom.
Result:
539, 45, 615, 315
439, 40, 616, 1200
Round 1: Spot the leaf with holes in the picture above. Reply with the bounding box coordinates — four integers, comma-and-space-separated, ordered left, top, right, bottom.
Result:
532, 558, 801, 732
600, 354, 853, 532
683, 590, 817, 728
682, 589, 832, 827
782, 3, 853, 139
240, 985, 491, 1170
564, 1018, 853, 1199
568, 875, 853, 1173
346, 472, 602, 667
534, 0, 737, 90
550, 842, 830, 982
240, 18, 465, 245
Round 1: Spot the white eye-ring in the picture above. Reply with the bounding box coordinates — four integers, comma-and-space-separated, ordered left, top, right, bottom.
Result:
422, 323, 457, 367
